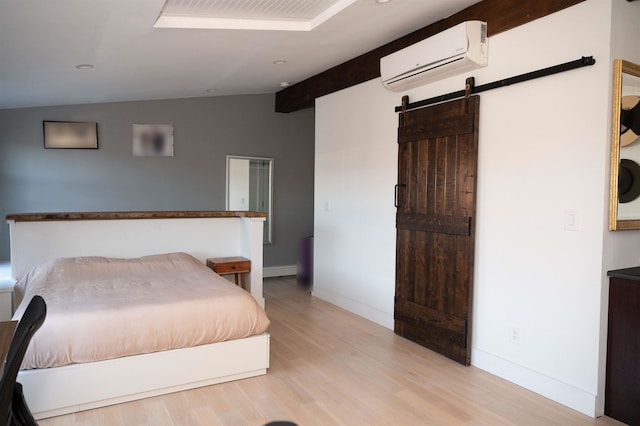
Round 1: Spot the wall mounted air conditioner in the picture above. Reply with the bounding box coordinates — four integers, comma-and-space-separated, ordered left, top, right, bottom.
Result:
380, 20, 488, 92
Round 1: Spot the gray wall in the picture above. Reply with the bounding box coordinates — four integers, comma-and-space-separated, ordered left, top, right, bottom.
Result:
0, 94, 314, 266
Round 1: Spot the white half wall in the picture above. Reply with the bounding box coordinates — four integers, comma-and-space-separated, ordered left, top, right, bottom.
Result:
8, 216, 266, 307
314, 0, 621, 417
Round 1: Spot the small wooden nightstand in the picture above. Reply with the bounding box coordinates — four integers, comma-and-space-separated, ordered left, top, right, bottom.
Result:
206, 257, 251, 290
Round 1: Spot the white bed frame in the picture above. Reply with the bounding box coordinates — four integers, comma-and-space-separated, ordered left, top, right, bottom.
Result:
6, 212, 269, 419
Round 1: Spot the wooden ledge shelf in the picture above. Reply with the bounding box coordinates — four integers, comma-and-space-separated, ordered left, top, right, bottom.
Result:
6, 211, 267, 223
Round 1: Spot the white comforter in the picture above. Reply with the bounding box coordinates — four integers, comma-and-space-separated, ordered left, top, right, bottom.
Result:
13, 252, 270, 370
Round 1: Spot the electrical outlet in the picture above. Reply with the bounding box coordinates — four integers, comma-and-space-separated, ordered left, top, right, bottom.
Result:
509, 326, 521, 345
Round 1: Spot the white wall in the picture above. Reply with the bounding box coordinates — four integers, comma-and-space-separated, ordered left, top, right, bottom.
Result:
314, 75, 399, 328
470, 2, 611, 416
597, 0, 640, 416
314, 0, 628, 417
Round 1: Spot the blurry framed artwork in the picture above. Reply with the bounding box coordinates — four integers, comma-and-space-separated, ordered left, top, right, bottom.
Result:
43, 121, 98, 149
132, 124, 174, 157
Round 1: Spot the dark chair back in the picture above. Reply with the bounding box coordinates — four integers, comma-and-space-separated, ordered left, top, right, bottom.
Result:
0, 296, 46, 425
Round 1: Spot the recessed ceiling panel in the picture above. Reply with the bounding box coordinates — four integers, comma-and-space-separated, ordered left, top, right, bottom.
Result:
155, 0, 357, 31
161, 0, 341, 20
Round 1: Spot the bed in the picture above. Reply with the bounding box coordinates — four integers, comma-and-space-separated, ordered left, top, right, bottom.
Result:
6, 211, 270, 419
14, 252, 270, 370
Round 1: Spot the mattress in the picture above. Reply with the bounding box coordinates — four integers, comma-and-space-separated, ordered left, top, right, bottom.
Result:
12, 252, 270, 370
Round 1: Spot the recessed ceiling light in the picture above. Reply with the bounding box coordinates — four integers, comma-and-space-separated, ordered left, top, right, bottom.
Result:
75, 64, 94, 70
273, 60, 286, 65
280, 82, 291, 88
375, 0, 391, 3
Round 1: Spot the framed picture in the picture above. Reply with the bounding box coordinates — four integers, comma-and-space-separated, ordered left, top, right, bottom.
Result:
132, 124, 174, 157
43, 121, 98, 149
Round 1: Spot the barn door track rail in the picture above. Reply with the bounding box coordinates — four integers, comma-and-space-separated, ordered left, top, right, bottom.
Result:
395, 56, 596, 113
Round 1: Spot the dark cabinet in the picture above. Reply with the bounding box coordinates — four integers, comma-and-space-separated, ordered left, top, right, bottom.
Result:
606, 267, 640, 426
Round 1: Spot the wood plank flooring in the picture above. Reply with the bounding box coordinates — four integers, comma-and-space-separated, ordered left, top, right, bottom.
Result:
40, 277, 623, 426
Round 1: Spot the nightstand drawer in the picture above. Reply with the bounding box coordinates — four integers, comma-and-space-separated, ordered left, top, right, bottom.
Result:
212, 261, 250, 274
206, 257, 251, 274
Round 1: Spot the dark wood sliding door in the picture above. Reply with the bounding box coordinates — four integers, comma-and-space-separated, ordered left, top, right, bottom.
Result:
394, 96, 480, 365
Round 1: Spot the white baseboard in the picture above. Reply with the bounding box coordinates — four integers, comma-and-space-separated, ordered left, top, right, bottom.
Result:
263, 265, 296, 278
472, 348, 597, 417
312, 286, 394, 330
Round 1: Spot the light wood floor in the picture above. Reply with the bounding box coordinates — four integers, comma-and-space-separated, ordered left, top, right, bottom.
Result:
40, 277, 624, 426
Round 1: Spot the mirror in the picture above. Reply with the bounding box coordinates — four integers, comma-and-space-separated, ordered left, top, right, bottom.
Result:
226, 155, 273, 243
610, 60, 640, 230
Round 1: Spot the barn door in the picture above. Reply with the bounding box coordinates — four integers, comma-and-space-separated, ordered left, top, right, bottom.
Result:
394, 96, 480, 365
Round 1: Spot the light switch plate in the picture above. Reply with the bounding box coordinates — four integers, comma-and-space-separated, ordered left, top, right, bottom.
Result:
564, 209, 579, 231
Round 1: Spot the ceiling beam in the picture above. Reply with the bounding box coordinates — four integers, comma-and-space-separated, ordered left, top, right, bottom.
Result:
275, 0, 585, 113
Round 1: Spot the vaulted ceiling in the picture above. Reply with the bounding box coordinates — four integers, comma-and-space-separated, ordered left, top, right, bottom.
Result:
0, 0, 478, 109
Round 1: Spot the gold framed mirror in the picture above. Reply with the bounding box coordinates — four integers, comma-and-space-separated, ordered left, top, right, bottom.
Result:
609, 59, 640, 230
